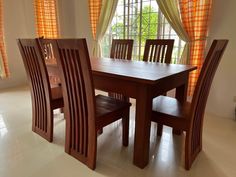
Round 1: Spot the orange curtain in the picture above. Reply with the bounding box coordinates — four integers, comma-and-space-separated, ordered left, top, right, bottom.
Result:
89, 0, 102, 39
0, 0, 9, 78
179, 0, 212, 95
34, 0, 59, 38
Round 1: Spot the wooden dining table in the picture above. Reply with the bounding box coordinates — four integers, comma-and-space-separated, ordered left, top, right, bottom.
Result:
47, 57, 196, 169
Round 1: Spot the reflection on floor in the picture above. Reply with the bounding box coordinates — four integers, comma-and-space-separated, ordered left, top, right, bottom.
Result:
0, 86, 236, 177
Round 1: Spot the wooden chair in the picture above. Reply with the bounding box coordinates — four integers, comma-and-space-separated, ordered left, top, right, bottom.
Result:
108, 39, 134, 102
151, 40, 228, 170
17, 39, 64, 142
110, 39, 133, 60
52, 38, 131, 170
143, 39, 174, 63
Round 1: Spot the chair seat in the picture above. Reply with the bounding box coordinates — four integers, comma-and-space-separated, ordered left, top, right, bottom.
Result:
96, 94, 131, 118
152, 96, 191, 130
95, 95, 131, 129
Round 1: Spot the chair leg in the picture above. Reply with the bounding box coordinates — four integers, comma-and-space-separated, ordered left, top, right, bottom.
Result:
87, 135, 97, 170
185, 130, 203, 170
157, 123, 163, 136
185, 131, 191, 170
122, 108, 130, 146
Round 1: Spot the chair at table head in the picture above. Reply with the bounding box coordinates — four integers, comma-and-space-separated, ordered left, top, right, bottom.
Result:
143, 39, 174, 63
110, 39, 134, 60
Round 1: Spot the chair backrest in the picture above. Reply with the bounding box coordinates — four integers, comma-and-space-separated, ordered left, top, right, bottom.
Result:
37, 38, 61, 85
189, 40, 228, 153
52, 39, 96, 165
110, 39, 134, 60
37, 38, 57, 64
143, 39, 174, 63
17, 39, 52, 141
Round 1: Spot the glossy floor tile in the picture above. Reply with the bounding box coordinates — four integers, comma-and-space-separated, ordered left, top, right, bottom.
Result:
0, 86, 236, 177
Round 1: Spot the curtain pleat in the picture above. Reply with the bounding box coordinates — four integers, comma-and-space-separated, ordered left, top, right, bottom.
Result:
89, 0, 102, 40
179, 0, 212, 95
156, 0, 190, 65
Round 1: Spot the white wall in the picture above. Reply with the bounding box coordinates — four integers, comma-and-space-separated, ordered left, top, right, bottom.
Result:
58, 0, 77, 37
57, 0, 93, 51
206, 0, 236, 119
0, 0, 35, 89
73, 0, 93, 53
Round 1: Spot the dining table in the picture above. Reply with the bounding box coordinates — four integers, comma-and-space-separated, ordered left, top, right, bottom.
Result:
47, 57, 197, 169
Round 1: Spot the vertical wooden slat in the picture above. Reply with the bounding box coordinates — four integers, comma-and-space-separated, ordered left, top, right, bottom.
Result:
28, 46, 41, 130
72, 49, 84, 154
160, 45, 166, 63
156, 45, 161, 62
150, 45, 154, 62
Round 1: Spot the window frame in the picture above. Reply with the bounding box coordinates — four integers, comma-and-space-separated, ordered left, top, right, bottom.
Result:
102, 0, 185, 62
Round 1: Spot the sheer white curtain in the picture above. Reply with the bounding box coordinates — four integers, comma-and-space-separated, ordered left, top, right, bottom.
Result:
92, 0, 118, 57
156, 0, 190, 64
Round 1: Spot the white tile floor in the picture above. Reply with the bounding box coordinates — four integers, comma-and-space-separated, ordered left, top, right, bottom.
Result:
0, 86, 236, 177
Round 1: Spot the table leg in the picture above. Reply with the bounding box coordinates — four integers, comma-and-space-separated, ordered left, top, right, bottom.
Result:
133, 85, 152, 168
176, 83, 188, 103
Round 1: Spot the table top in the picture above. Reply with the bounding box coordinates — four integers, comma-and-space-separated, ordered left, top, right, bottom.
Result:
91, 57, 197, 84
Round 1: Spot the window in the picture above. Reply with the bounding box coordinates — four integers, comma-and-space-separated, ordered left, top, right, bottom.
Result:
34, 0, 59, 38
102, 0, 185, 62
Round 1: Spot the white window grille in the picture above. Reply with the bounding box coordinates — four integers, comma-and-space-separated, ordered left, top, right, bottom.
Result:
102, 0, 185, 63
